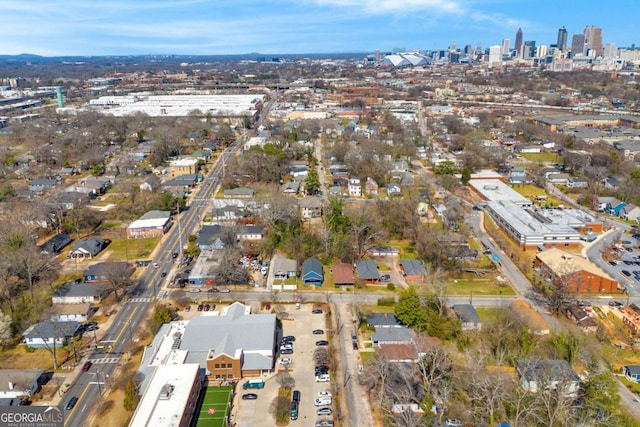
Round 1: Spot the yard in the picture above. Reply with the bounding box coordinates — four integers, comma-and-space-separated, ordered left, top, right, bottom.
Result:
443, 277, 516, 296
105, 237, 161, 261
519, 152, 559, 163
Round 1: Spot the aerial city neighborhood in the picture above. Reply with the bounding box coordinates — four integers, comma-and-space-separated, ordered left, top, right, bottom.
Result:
3, 24, 640, 427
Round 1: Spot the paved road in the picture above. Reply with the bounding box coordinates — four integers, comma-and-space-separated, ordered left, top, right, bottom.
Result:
63, 137, 246, 426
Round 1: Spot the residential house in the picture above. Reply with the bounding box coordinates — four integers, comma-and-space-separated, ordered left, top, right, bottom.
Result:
50, 303, 93, 323
127, 210, 173, 239
332, 263, 355, 286
29, 178, 59, 194
508, 166, 526, 184
83, 262, 133, 283
237, 225, 265, 241
614, 140, 640, 161
451, 304, 482, 331
391, 160, 409, 173
290, 164, 308, 179
371, 326, 416, 347
52, 283, 110, 304
621, 204, 640, 223
39, 233, 72, 254
0, 370, 45, 402
348, 176, 362, 197
68, 237, 107, 260
547, 173, 571, 185
178, 302, 276, 379
281, 181, 299, 195
328, 186, 343, 197
623, 365, 640, 383
209, 205, 248, 224
162, 174, 199, 197
197, 225, 226, 250
516, 360, 581, 396
355, 260, 380, 283
535, 248, 618, 293
301, 257, 324, 286
272, 257, 297, 281
223, 187, 255, 199
565, 305, 598, 333
365, 177, 379, 196
603, 176, 621, 190
518, 144, 542, 154
378, 336, 443, 364
398, 260, 427, 283
23, 321, 80, 348
595, 196, 620, 212
366, 313, 404, 328
47, 191, 91, 211
366, 246, 400, 257
386, 182, 402, 196
566, 177, 588, 188
77, 177, 111, 196
300, 197, 323, 219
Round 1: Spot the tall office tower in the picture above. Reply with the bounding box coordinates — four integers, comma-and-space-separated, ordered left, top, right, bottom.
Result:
536, 45, 549, 58
571, 34, 585, 56
502, 38, 510, 56
584, 25, 603, 56
465, 44, 473, 55
604, 43, 617, 58
557, 26, 568, 51
515, 28, 523, 56
374, 49, 380, 61
450, 41, 457, 52
488, 45, 502, 68
523, 41, 536, 59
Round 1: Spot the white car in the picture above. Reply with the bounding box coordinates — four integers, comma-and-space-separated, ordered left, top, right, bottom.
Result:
153, 262, 159, 268
317, 391, 332, 398
279, 358, 292, 365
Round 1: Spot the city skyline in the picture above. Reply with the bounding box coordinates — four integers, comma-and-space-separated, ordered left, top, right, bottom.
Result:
0, 0, 638, 56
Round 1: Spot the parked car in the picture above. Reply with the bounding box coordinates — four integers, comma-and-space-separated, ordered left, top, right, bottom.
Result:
312, 309, 323, 314
317, 391, 332, 398
242, 393, 258, 400
283, 335, 296, 342
197, 304, 204, 311
315, 419, 334, 426
622, 270, 631, 277
184, 305, 191, 312
445, 420, 462, 427
312, 329, 324, 335
281, 348, 294, 355
220, 288, 230, 293
204, 304, 210, 311
316, 340, 329, 346
172, 251, 179, 258
292, 390, 301, 403
81, 361, 92, 372
279, 358, 292, 365
316, 407, 332, 416
290, 400, 299, 420
65, 396, 79, 410
161, 271, 167, 277
379, 274, 391, 282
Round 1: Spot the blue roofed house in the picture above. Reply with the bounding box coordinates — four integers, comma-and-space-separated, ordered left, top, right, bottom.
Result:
623, 365, 640, 383
355, 260, 380, 283
301, 257, 324, 286
609, 199, 627, 216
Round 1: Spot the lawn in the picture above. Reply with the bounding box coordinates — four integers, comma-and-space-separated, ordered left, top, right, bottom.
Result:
390, 240, 420, 260
444, 277, 516, 296
519, 152, 559, 163
475, 307, 507, 323
106, 237, 161, 260
194, 386, 233, 427
509, 183, 564, 207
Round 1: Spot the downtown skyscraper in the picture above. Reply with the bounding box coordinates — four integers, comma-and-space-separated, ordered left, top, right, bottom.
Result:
557, 26, 568, 52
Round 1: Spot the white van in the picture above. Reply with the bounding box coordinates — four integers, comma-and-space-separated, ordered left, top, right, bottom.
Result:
314, 397, 332, 406
315, 374, 330, 382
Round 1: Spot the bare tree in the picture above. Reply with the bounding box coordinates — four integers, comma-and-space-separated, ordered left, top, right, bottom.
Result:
103, 262, 134, 300
344, 205, 385, 259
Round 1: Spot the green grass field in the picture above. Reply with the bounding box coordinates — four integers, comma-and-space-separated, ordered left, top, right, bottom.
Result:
193, 386, 232, 427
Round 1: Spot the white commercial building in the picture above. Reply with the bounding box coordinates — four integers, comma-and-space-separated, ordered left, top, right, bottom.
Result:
129, 363, 202, 427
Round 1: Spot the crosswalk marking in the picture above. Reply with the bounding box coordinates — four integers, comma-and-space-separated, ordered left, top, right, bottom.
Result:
127, 297, 153, 303
89, 357, 120, 364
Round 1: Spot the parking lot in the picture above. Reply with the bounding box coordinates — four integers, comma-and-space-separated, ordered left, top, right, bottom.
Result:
233, 303, 334, 426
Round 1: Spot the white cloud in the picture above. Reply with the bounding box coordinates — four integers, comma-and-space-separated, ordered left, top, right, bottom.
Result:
307, 0, 464, 15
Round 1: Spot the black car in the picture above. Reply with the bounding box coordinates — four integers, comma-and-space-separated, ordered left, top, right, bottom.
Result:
313, 329, 324, 335
65, 396, 79, 410
622, 270, 631, 276
281, 348, 294, 355
379, 274, 391, 282
161, 271, 167, 277
292, 390, 301, 403
197, 304, 204, 311
242, 393, 258, 400
315, 340, 329, 346
172, 251, 179, 259
283, 335, 296, 342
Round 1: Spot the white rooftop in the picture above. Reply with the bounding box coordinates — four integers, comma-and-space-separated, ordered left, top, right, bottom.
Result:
469, 179, 532, 206
129, 363, 200, 427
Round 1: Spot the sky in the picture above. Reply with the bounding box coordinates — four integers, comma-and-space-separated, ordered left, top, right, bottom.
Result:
0, 0, 638, 56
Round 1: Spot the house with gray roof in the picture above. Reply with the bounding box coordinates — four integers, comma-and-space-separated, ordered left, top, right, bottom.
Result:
197, 225, 225, 250
372, 326, 416, 347
272, 257, 297, 280
355, 260, 380, 282
516, 359, 580, 396
623, 365, 640, 383
68, 237, 107, 260
399, 260, 427, 283
179, 302, 276, 379
23, 321, 80, 348
39, 233, 72, 254
52, 283, 110, 304
451, 304, 482, 331
223, 187, 255, 199
0, 369, 45, 401
29, 178, 59, 194
366, 313, 404, 328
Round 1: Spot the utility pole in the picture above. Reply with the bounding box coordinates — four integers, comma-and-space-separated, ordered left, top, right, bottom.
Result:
176, 202, 183, 255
